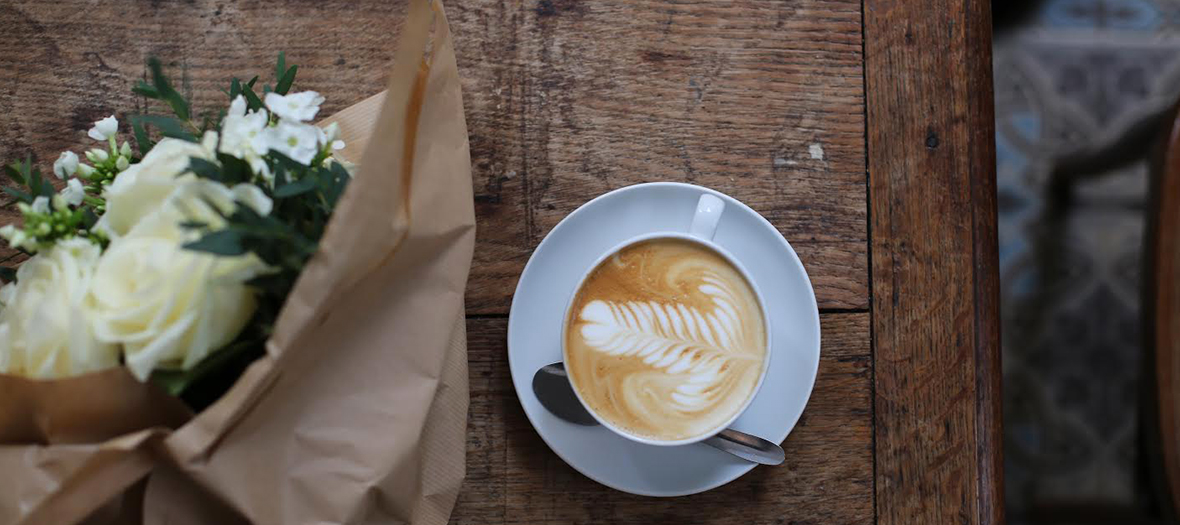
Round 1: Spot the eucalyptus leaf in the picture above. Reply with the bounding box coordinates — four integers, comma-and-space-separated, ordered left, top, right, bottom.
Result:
275, 51, 286, 82
183, 229, 247, 256
132, 115, 196, 142
1, 186, 32, 203
275, 65, 297, 95
147, 57, 190, 121
188, 157, 224, 182
273, 175, 317, 198
3, 164, 25, 185
131, 117, 154, 155
150, 337, 263, 396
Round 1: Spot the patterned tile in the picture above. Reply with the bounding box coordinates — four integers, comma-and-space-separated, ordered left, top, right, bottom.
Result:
995, 0, 1180, 519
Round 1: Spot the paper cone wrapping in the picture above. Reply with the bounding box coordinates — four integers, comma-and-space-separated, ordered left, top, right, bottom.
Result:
0, 1, 473, 523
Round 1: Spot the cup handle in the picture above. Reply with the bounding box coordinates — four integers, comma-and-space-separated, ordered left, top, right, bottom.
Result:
689, 194, 725, 240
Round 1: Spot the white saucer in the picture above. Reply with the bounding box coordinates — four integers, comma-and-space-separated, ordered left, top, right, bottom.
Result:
507, 182, 821, 496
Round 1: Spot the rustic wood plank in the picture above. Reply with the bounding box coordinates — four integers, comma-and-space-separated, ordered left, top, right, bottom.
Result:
865, 0, 1003, 524
0, 1, 868, 313
456, 313, 874, 524
462, 0, 868, 313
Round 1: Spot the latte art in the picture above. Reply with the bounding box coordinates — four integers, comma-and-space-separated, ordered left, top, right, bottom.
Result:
564, 238, 767, 442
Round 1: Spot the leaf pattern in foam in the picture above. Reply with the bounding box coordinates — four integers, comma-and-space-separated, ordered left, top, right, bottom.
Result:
578, 275, 752, 408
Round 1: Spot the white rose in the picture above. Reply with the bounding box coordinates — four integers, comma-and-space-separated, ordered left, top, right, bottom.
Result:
89, 180, 271, 381
0, 239, 118, 378
94, 138, 215, 239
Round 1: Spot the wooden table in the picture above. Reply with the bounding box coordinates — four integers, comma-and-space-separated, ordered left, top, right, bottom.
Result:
0, 1, 1002, 523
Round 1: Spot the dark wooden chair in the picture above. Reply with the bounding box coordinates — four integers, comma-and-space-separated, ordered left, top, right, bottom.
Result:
1146, 100, 1180, 524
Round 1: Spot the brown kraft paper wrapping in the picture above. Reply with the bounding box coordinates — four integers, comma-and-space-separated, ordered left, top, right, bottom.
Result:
0, 1, 474, 523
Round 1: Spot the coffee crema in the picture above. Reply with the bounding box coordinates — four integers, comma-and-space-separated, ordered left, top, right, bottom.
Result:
564, 238, 767, 442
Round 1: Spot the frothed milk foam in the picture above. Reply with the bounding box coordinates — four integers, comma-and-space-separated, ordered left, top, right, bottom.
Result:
564, 238, 767, 442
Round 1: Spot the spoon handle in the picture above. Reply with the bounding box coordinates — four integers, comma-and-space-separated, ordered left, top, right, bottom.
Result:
703, 429, 785, 465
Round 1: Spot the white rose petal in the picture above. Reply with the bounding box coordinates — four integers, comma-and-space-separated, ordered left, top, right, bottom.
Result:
230, 183, 273, 216
264, 91, 324, 122
53, 151, 79, 179
61, 178, 85, 207
90, 192, 267, 381
0, 239, 118, 378
88, 115, 118, 141
94, 138, 215, 239
262, 119, 320, 165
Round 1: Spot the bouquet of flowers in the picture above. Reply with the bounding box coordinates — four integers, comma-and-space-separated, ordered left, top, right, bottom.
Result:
0, 2, 474, 524
1, 54, 353, 401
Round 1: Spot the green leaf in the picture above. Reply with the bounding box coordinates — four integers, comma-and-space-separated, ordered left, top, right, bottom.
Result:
131, 117, 154, 155
132, 115, 196, 142
132, 81, 160, 98
81, 208, 98, 229
273, 175, 317, 198
1, 186, 32, 203
30, 167, 53, 198
275, 51, 286, 82
215, 153, 250, 184
183, 229, 246, 256
179, 220, 208, 230
146, 57, 190, 121
246, 75, 258, 88
242, 86, 264, 112
4, 164, 25, 186
188, 158, 224, 181
229, 77, 242, 100
0, 266, 15, 283
150, 337, 263, 396
274, 65, 297, 95
27, 162, 44, 198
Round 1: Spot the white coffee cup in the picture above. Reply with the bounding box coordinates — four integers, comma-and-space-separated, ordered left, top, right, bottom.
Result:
561, 193, 773, 446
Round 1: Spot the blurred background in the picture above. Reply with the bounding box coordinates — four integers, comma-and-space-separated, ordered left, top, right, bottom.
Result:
994, 0, 1180, 523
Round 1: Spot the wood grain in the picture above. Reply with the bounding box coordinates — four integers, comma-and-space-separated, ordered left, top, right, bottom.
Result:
864, 0, 1003, 524
456, 314, 873, 525
458, 0, 867, 313
0, 0, 868, 312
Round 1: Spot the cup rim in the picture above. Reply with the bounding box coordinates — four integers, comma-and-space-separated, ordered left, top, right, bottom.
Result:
559, 231, 773, 447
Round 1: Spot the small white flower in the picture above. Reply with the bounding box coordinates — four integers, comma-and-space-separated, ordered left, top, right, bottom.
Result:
31, 196, 49, 214
262, 119, 320, 165
61, 178, 85, 207
86, 148, 109, 163
115, 156, 130, 171
7, 230, 28, 250
120, 141, 133, 157
219, 96, 271, 178
87, 115, 118, 141
0, 224, 16, 242
316, 122, 347, 152
264, 91, 324, 122
53, 151, 79, 179
76, 164, 95, 179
